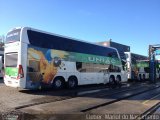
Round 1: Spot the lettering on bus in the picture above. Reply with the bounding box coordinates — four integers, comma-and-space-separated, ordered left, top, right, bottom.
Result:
88, 56, 111, 64
5, 29, 21, 43
6, 32, 19, 38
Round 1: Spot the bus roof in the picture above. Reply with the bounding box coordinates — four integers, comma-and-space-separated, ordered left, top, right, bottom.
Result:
12, 27, 117, 51
6, 27, 121, 59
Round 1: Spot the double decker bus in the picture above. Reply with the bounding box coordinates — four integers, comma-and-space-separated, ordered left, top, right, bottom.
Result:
4, 27, 127, 89
137, 60, 160, 80
136, 60, 149, 80
124, 52, 148, 81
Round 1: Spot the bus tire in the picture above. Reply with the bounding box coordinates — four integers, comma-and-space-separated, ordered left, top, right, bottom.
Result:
139, 74, 142, 81
116, 75, 121, 88
52, 77, 65, 89
109, 76, 116, 89
143, 74, 145, 81
67, 76, 78, 89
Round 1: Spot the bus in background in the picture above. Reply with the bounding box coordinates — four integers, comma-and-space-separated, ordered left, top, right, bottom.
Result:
4, 27, 127, 89
136, 60, 149, 80
124, 52, 148, 81
137, 60, 160, 80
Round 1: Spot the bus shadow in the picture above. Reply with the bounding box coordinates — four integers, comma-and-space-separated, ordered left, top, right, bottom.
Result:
19, 80, 160, 102
19, 84, 108, 96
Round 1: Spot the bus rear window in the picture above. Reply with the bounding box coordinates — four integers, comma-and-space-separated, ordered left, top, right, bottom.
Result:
5, 29, 21, 43
5, 53, 18, 67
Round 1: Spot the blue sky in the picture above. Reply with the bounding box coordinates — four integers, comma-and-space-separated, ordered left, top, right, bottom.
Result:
0, 0, 160, 56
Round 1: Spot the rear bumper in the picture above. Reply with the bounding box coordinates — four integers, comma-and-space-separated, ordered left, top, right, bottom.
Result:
4, 77, 20, 88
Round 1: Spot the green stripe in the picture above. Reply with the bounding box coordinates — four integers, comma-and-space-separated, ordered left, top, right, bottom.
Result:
28, 45, 122, 66
65, 52, 121, 65
136, 62, 149, 68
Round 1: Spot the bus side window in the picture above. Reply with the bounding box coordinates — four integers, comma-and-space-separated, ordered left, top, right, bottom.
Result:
76, 62, 82, 71
27, 67, 34, 72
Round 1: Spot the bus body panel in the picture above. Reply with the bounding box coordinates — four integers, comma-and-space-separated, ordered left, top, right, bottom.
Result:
124, 51, 160, 81
20, 42, 28, 88
4, 42, 20, 87
4, 27, 127, 89
4, 27, 29, 88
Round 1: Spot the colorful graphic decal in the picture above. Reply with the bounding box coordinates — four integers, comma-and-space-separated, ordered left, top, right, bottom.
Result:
27, 45, 121, 88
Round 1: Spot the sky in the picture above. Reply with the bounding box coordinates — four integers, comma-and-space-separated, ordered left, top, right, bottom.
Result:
0, 0, 160, 56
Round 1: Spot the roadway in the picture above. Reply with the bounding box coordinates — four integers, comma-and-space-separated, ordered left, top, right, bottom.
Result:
1, 79, 160, 120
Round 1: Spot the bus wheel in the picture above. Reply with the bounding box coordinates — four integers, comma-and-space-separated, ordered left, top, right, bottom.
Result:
109, 76, 116, 89
139, 74, 142, 81
67, 76, 78, 89
116, 75, 121, 88
143, 74, 145, 81
52, 77, 64, 89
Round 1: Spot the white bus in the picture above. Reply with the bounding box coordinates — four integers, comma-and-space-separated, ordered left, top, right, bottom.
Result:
4, 27, 127, 89
124, 52, 148, 81
136, 60, 149, 80
137, 60, 160, 80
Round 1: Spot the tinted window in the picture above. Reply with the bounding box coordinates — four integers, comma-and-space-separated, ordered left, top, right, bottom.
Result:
76, 62, 82, 70
76, 62, 120, 73
131, 53, 148, 64
27, 30, 118, 58
5, 29, 21, 43
5, 53, 18, 67
144, 67, 149, 73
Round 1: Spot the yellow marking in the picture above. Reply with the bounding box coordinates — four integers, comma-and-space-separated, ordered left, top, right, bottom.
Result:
142, 93, 160, 105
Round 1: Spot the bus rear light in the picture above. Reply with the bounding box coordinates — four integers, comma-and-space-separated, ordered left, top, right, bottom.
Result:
17, 65, 24, 79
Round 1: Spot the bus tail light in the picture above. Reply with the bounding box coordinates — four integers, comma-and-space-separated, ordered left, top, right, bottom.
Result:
17, 65, 24, 79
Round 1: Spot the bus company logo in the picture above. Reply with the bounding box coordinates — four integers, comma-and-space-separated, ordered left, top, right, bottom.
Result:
88, 56, 111, 64
111, 58, 116, 64
7, 32, 19, 38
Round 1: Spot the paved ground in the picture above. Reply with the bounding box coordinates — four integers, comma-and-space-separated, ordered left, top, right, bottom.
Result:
1, 79, 160, 120
18, 82, 160, 120
19, 83, 159, 114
